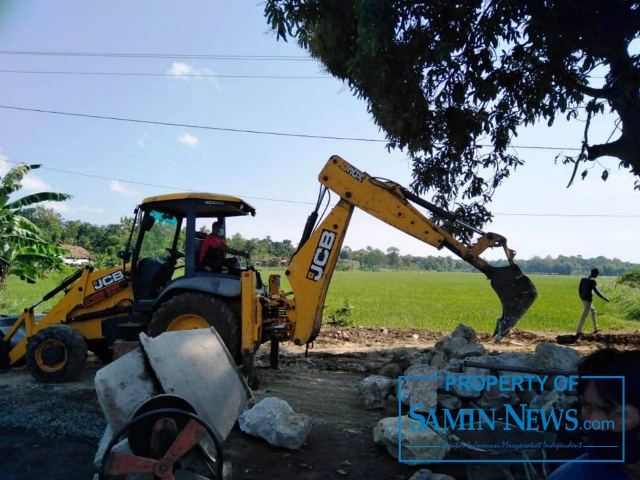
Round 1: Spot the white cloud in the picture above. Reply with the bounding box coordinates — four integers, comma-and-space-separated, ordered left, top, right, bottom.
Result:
177, 132, 199, 147
0, 153, 8, 176
77, 205, 105, 213
165, 62, 222, 89
0, 152, 52, 191
42, 201, 71, 213
109, 180, 137, 197
167, 62, 196, 77
22, 175, 52, 191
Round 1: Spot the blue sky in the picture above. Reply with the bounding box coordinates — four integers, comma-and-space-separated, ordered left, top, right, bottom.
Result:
0, 1, 638, 263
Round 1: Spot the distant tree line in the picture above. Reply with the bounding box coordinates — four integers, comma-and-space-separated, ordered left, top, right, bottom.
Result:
21, 206, 296, 268
22, 206, 639, 275
338, 246, 639, 276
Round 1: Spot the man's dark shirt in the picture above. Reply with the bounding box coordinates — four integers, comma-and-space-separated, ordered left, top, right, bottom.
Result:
579, 277, 608, 302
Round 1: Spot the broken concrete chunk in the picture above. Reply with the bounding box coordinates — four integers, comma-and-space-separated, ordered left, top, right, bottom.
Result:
437, 394, 462, 410
451, 323, 477, 342
452, 342, 486, 359
400, 365, 438, 409
94, 348, 158, 431
445, 358, 462, 372
139, 329, 252, 442
373, 416, 448, 463
472, 353, 538, 379
433, 325, 484, 360
408, 468, 457, 480
390, 347, 415, 370
534, 342, 582, 372
443, 372, 482, 400
238, 397, 312, 450
435, 336, 467, 357
462, 364, 490, 378
358, 375, 395, 409
476, 384, 518, 410
429, 351, 449, 369
379, 362, 404, 378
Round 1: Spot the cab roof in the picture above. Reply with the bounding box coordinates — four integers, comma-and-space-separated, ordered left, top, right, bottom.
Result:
141, 192, 256, 217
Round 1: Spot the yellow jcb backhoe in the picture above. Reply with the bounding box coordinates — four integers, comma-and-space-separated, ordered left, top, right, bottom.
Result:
0, 155, 536, 381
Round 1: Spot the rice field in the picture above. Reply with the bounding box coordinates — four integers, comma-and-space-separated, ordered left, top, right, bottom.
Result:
1, 269, 638, 333
262, 269, 639, 333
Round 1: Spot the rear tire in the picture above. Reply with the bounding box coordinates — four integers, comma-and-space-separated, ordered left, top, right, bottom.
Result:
148, 292, 241, 362
26, 325, 88, 382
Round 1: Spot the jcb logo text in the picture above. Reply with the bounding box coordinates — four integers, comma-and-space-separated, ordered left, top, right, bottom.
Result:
307, 230, 336, 281
93, 270, 125, 291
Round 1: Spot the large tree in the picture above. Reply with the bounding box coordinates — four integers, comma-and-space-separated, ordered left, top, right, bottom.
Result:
0, 164, 71, 289
265, 0, 640, 237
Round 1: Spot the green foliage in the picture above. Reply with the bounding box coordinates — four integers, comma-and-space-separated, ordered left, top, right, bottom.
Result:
327, 299, 354, 327
265, 1, 640, 234
339, 247, 639, 276
0, 268, 72, 313
0, 164, 71, 287
619, 268, 640, 287
606, 282, 640, 321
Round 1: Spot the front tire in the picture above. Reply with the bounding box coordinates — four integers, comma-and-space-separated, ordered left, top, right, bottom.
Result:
26, 325, 87, 382
148, 292, 241, 361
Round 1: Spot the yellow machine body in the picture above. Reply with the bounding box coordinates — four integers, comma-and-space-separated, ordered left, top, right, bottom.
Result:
5, 264, 133, 365
1, 156, 535, 381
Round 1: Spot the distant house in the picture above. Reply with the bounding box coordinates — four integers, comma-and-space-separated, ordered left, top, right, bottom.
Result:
60, 244, 92, 265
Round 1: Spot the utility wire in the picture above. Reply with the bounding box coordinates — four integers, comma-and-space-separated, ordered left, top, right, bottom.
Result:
494, 212, 640, 218
0, 158, 315, 205
0, 50, 314, 61
0, 105, 582, 150
0, 105, 387, 143
0, 69, 331, 80
2, 158, 636, 217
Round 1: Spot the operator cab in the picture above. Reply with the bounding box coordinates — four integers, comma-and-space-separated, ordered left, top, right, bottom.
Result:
121, 193, 257, 303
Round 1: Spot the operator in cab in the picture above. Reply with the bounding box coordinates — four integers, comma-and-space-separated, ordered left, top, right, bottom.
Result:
198, 221, 248, 274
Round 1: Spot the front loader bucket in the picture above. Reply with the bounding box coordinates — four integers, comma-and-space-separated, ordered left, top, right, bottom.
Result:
487, 264, 537, 341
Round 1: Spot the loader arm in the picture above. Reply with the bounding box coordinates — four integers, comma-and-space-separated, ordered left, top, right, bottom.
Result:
284, 156, 537, 345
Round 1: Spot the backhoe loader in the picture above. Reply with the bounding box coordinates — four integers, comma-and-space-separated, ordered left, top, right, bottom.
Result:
0, 155, 536, 382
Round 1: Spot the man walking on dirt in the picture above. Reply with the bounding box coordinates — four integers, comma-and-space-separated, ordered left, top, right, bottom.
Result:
576, 268, 609, 337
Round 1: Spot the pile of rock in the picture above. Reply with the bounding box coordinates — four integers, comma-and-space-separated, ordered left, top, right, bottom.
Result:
358, 324, 582, 465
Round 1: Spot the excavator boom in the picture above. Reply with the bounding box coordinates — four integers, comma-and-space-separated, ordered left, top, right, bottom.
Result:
284, 156, 537, 345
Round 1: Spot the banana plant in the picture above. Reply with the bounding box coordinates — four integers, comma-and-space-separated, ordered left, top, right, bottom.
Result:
0, 163, 71, 289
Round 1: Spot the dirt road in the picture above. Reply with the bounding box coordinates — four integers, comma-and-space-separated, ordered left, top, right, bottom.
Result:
1, 326, 638, 480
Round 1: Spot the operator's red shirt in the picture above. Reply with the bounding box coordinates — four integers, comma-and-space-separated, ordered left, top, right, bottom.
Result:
199, 235, 228, 262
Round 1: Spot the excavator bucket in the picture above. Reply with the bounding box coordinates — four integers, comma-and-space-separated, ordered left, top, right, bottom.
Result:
486, 264, 537, 341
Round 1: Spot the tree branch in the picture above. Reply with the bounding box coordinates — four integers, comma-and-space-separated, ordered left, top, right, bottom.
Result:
587, 138, 628, 161
572, 81, 613, 99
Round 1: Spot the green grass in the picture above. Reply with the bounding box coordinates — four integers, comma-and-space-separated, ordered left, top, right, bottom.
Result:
260, 269, 640, 333
1, 269, 638, 334
0, 269, 72, 314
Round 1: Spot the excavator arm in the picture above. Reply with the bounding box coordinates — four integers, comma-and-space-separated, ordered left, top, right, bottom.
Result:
282, 156, 537, 346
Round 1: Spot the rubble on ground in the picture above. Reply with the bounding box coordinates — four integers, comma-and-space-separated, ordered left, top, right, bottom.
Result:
534, 342, 582, 371
238, 396, 312, 450
373, 415, 448, 462
358, 375, 395, 409
364, 324, 582, 464
408, 469, 456, 480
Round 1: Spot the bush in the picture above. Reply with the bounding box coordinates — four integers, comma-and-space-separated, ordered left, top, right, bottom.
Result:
619, 268, 640, 287
327, 300, 354, 327
607, 283, 640, 321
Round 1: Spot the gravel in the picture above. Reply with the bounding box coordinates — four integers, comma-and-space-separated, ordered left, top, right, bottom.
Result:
0, 378, 105, 440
